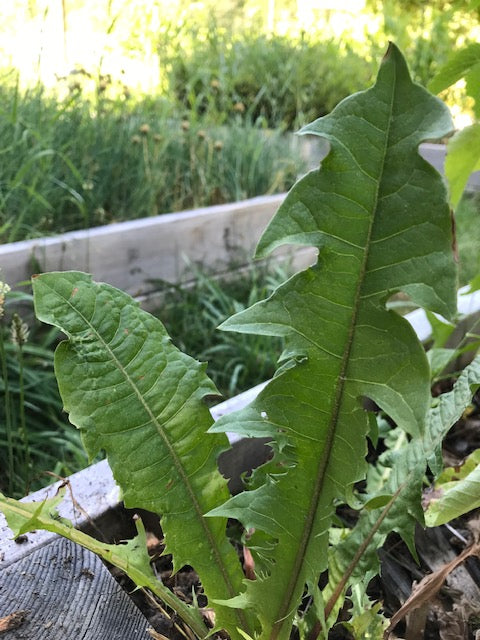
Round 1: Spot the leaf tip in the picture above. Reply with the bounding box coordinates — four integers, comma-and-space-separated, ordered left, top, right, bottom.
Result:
383, 40, 395, 58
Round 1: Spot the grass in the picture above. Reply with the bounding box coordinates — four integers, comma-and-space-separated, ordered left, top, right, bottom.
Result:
151, 260, 290, 398
166, 31, 375, 130
0, 76, 301, 244
0, 288, 89, 498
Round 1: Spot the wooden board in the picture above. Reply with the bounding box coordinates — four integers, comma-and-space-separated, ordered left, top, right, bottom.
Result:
0, 536, 148, 639
0, 459, 119, 569
0, 194, 285, 296
2, 143, 476, 302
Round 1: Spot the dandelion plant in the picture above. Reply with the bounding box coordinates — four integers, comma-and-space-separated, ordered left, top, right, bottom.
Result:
2, 44, 479, 639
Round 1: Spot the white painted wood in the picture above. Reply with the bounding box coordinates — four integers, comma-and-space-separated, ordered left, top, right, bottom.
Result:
0, 459, 118, 567
1, 194, 290, 294
1, 143, 477, 301
0, 537, 149, 638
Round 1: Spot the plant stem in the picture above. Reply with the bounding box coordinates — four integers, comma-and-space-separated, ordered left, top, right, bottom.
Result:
309, 485, 405, 640
16, 342, 30, 493
0, 493, 211, 640
0, 325, 14, 495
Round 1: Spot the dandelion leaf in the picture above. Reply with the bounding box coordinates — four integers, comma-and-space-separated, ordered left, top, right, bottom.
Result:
209, 44, 456, 640
31, 271, 255, 640
323, 355, 480, 621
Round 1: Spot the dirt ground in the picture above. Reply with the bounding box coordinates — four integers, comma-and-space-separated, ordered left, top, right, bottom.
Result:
110, 389, 480, 640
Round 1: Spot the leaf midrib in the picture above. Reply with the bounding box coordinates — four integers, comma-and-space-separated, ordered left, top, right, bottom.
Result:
269, 68, 397, 640
45, 280, 250, 634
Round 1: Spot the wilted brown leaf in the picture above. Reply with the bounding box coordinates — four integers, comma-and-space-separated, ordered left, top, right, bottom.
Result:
0, 610, 28, 634
384, 541, 480, 639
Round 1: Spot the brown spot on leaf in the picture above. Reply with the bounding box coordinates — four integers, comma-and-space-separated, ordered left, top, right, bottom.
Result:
422, 486, 444, 509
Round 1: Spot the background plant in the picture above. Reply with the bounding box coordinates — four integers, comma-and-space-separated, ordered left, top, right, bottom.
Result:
165, 29, 375, 130
429, 41, 480, 209
367, 0, 476, 87
153, 260, 289, 397
0, 76, 300, 243
0, 285, 89, 498
454, 193, 480, 285
0, 1, 478, 244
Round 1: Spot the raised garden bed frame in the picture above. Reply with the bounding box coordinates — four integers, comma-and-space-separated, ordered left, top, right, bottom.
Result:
2, 144, 477, 308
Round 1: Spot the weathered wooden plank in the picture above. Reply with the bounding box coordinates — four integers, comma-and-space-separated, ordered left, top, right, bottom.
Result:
1, 194, 285, 295
0, 459, 119, 569
0, 537, 148, 639
1, 143, 477, 301
0, 380, 269, 569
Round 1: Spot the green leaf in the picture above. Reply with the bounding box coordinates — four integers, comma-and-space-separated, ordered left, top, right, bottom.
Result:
425, 310, 455, 348
31, 271, 255, 640
427, 347, 457, 380
469, 273, 480, 293
323, 355, 480, 621
209, 44, 456, 640
425, 356, 480, 476
0, 490, 209, 639
341, 601, 388, 640
362, 494, 393, 511
425, 449, 480, 527
445, 124, 480, 208
428, 42, 480, 95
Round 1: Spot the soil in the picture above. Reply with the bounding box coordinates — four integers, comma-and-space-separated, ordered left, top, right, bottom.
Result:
105, 388, 480, 640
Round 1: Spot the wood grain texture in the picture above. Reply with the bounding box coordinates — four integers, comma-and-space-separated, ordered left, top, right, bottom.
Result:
0, 536, 148, 639
0, 144, 466, 302
0, 194, 284, 297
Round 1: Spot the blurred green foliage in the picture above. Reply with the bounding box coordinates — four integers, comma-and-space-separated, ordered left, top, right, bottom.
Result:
0, 0, 478, 243
369, 0, 478, 87
0, 76, 299, 243
166, 32, 374, 129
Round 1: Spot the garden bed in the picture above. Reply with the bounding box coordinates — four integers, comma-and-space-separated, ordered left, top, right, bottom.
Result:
3, 371, 480, 639
1, 143, 475, 307
2, 288, 480, 638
